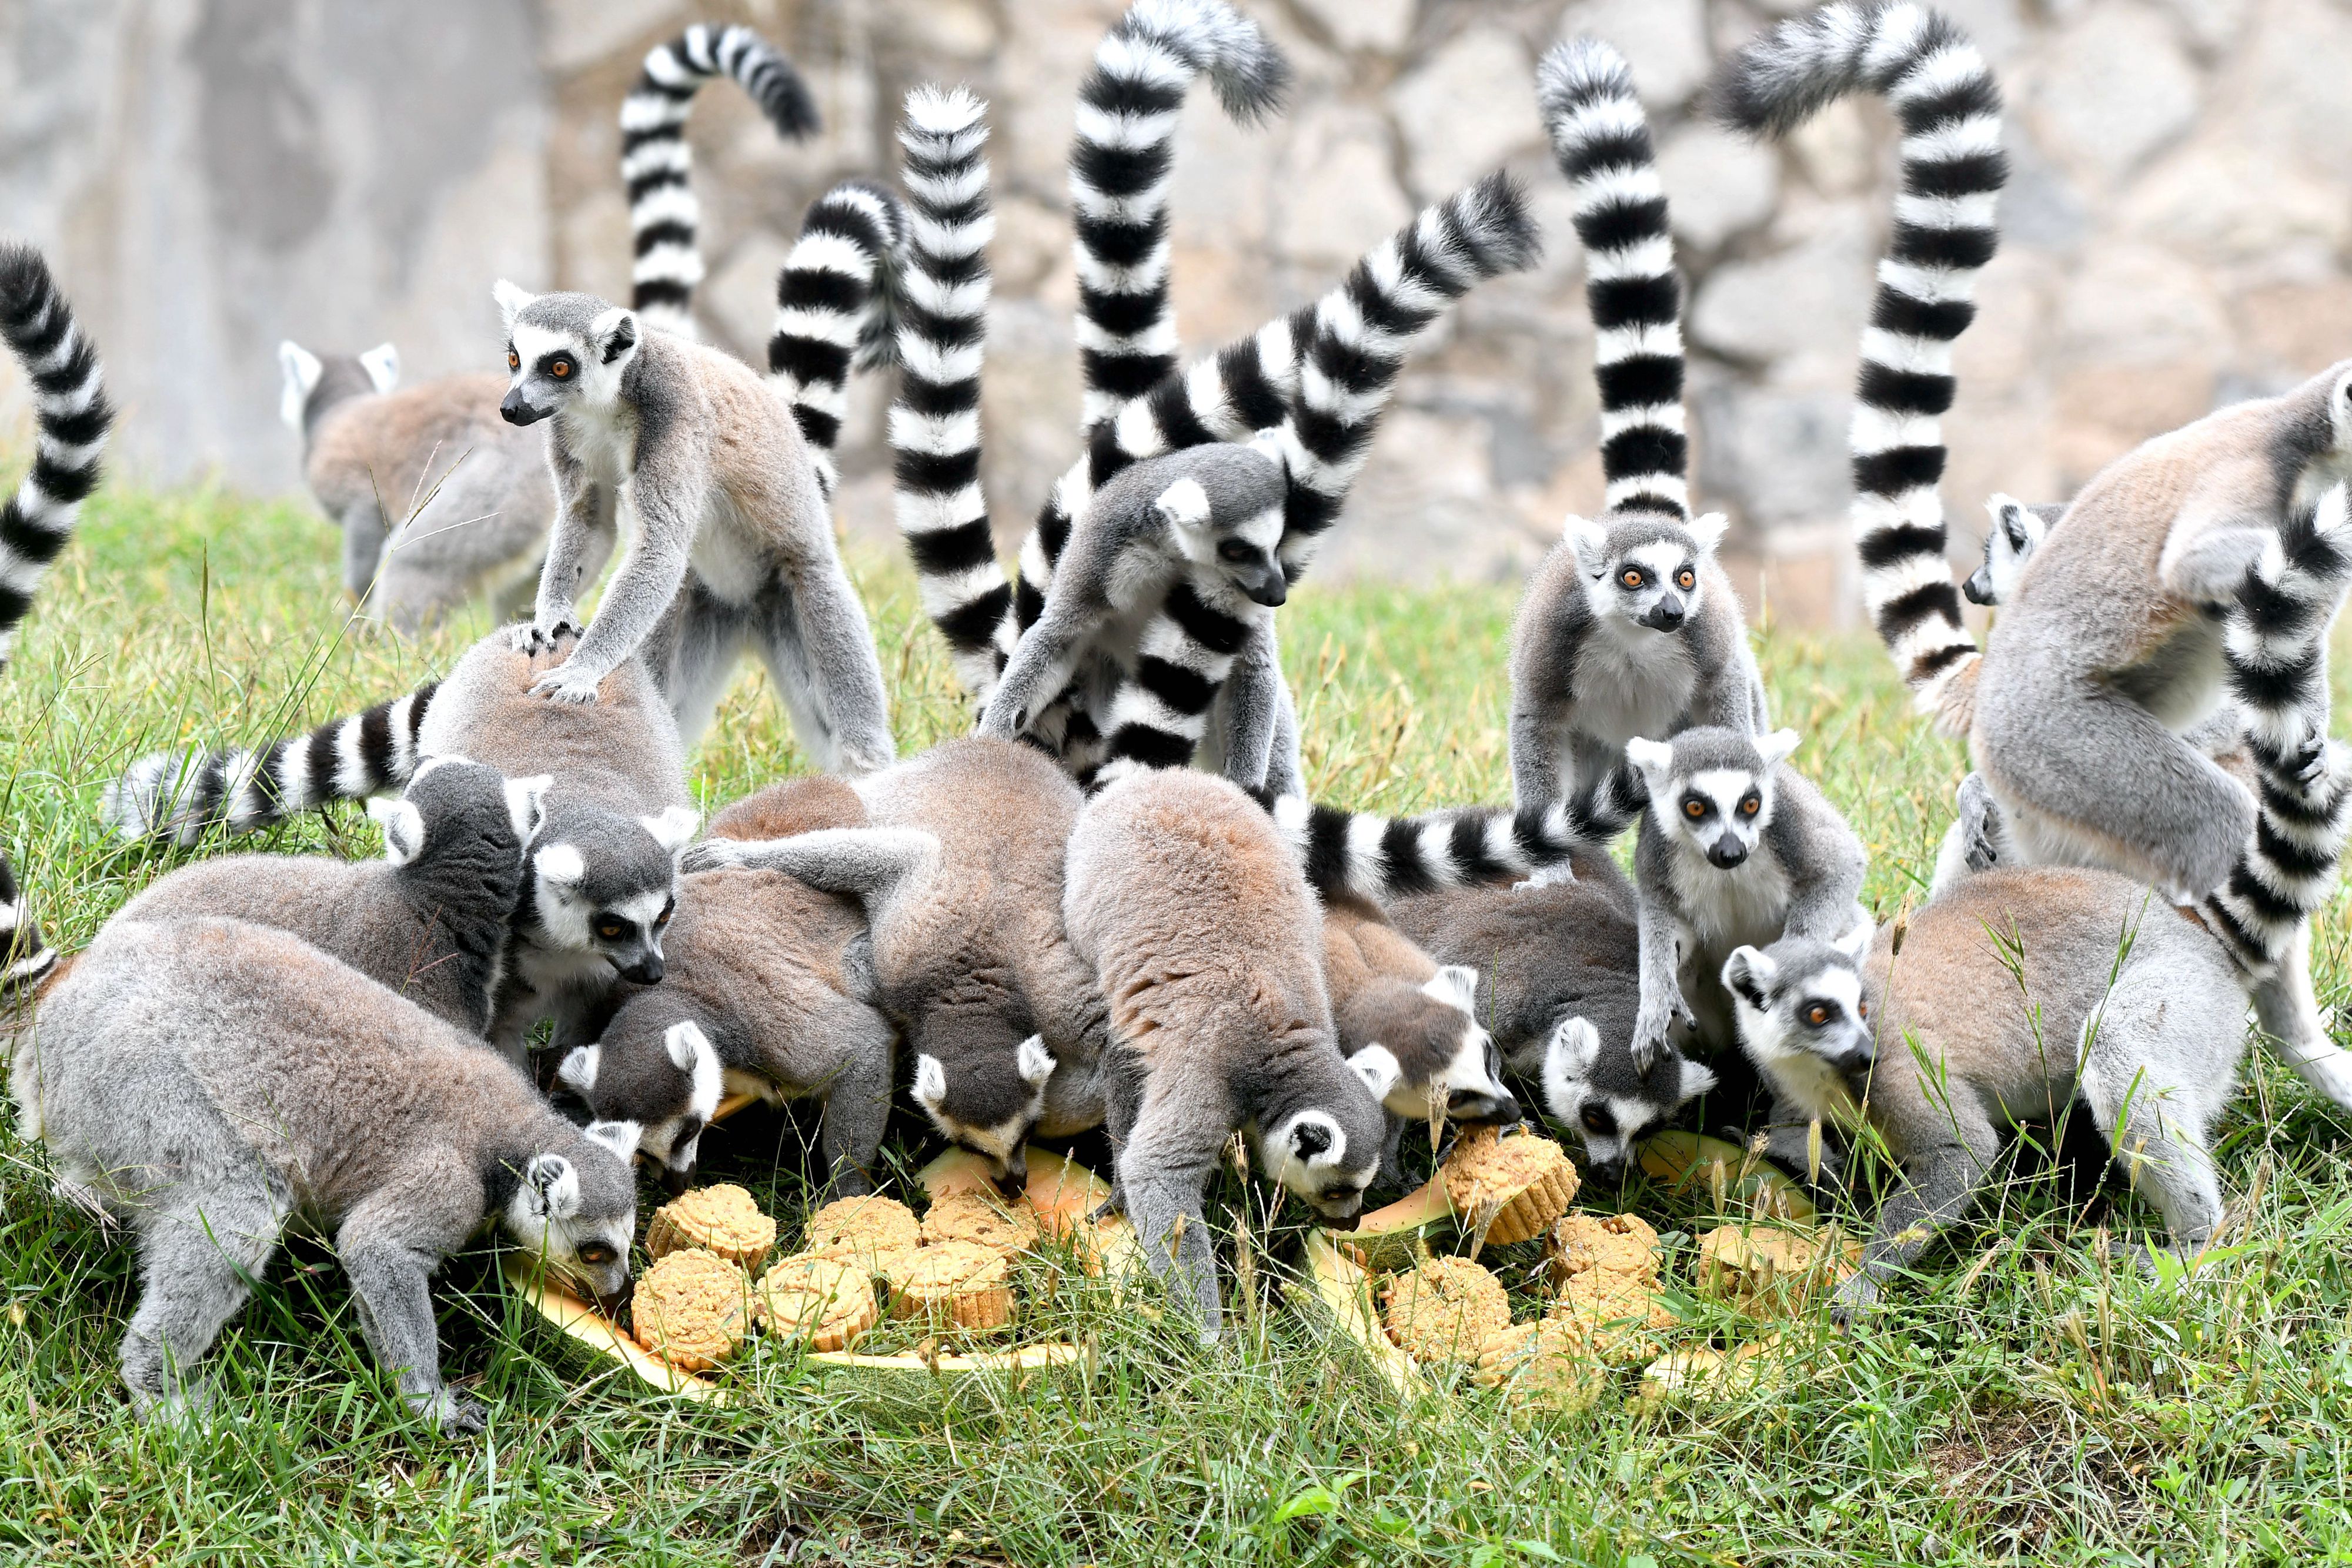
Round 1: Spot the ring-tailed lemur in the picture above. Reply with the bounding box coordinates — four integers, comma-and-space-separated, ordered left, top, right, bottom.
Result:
684, 740, 1111, 1193
1507, 39, 1767, 831
495, 280, 894, 767
15, 915, 642, 1432
1320, 896, 1515, 1191
1963, 494, 2063, 609
112, 757, 549, 1037
0, 244, 111, 995
622, 22, 820, 337
103, 626, 699, 1057
276, 343, 574, 632
557, 865, 894, 1199
1063, 770, 1389, 1338
1712, 1, 2009, 731
767, 179, 907, 502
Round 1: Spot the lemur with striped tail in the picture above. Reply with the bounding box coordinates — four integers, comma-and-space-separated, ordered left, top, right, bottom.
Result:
0, 243, 112, 995
1506, 38, 1766, 839
621, 22, 820, 337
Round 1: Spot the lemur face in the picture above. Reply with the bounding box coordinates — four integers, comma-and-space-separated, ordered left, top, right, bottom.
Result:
1261, 1106, 1381, 1225
911, 1034, 1056, 1197
1539, 1016, 1715, 1181
1160, 476, 1288, 607
1628, 728, 1799, 870
559, 1018, 724, 1197
1566, 510, 1728, 634
1345, 967, 1519, 1126
529, 806, 695, 982
1965, 494, 2050, 607
1723, 934, 1876, 1094
493, 283, 639, 426
502, 1119, 640, 1317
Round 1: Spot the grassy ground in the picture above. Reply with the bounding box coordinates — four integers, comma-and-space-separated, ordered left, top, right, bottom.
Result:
5, 484, 2352, 1566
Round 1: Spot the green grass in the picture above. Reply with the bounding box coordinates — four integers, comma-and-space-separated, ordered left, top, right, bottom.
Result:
6, 484, 2352, 1566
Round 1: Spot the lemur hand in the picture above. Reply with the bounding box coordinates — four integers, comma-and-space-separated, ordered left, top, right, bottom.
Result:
529, 661, 605, 705
1514, 861, 1576, 891
1628, 1007, 1675, 1069
973, 696, 1024, 741
416, 1387, 489, 1435
509, 618, 583, 656
677, 840, 748, 875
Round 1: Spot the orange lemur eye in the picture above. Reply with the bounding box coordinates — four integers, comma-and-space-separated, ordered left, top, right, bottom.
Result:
1677, 569, 1695, 590
550, 359, 572, 379
1806, 1005, 1829, 1027
1620, 568, 1644, 589
507, 349, 520, 372
1739, 795, 1760, 816
1682, 798, 1705, 819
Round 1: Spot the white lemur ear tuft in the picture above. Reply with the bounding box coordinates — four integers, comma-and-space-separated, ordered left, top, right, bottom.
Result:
1720, 945, 1776, 1007
664, 1019, 713, 1075
1685, 511, 1729, 554
1624, 736, 1674, 792
1563, 514, 1607, 571
1152, 476, 1211, 531
505, 774, 553, 844
642, 806, 700, 857
912, 1054, 948, 1113
1678, 1058, 1718, 1101
278, 341, 324, 431
1832, 918, 1875, 961
590, 306, 639, 367
582, 1119, 642, 1162
358, 342, 400, 394
493, 279, 536, 330
1347, 1044, 1402, 1104
556, 1044, 600, 1094
1755, 728, 1802, 770
1427, 964, 1481, 1014
1015, 1035, 1056, 1087
521, 1152, 582, 1219
367, 797, 426, 867
1548, 1015, 1599, 1074
534, 842, 586, 889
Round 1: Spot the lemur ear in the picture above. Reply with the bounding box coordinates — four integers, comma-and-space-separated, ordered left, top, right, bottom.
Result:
534, 842, 586, 890
1624, 736, 1674, 792
1685, 511, 1729, 554
1152, 476, 1212, 531
1289, 1114, 1340, 1165
664, 1019, 713, 1076
1755, 728, 1801, 770
1015, 1035, 1056, 1087
1547, 1015, 1599, 1074
1832, 918, 1875, 961
912, 1054, 948, 1113
556, 1044, 600, 1095
521, 1153, 582, 1220
358, 342, 400, 394
367, 797, 426, 867
1987, 493, 2031, 553
505, 775, 553, 844
1563, 514, 1607, 572
642, 807, 700, 857
582, 1119, 642, 1162
590, 306, 639, 367
1347, 1044, 1402, 1104
278, 341, 324, 430
1428, 964, 1481, 1014
1721, 945, 1775, 1008
493, 279, 536, 330
1678, 1058, 1718, 1101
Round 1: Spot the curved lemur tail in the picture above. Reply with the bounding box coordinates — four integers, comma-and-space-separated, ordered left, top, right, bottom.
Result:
887, 86, 1013, 702
1540, 38, 1687, 521
622, 23, 821, 336
2200, 488, 2352, 979
769, 179, 908, 500
1071, 0, 1291, 426
1712, 2, 2005, 734
102, 683, 439, 848
1247, 767, 1647, 907
0, 243, 112, 992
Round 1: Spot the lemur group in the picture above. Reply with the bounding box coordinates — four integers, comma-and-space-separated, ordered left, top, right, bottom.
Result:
3, 0, 2350, 1433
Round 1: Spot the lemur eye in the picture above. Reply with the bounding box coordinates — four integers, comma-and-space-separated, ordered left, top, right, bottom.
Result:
1217, 540, 1254, 563
1581, 1105, 1615, 1134
1806, 1005, 1830, 1027
550, 358, 572, 379
1676, 569, 1695, 590
506, 349, 520, 372
1620, 568, 1644, 590
656, 899, 675, 925
1682, 797, 1706, 819
576, 1242, 617, 1266
596, 921, 623, 940
1739, 795, 1761, 817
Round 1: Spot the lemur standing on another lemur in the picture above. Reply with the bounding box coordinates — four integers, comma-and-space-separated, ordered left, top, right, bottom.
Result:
1064, 770, 1390, 1338
111, 758, 549, 1038
14, 916, 643, 1433
1506, 39, 1768, 836
106, 627, 699, 1061
0, 244, 111, 993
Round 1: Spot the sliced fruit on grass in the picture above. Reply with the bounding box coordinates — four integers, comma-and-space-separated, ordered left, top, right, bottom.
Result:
1635, 1132, 1816, 1224
501, 1253, 727, 1404
1294, 1231, 1417, 1393
1331, 1179, 1456, 1271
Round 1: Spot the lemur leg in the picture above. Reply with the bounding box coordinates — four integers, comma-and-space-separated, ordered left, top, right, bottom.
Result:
1206, 625, 1292, 794
644, 581, 749, 750
977, 607, 1089, 742
535, 447, 703, 700
1088, 1049, 1150, 1222
119, 1188, 282, 1423
336, 1178, 485, 1433
2079, 1006, 2230, 1256
1115, 1076, 1234, 1340
340, 501, 390, 610
813, 1009, 896, 1201
1975, 668, 2254, 902
760, 565, 897, 776
1630, 904, 1695, 1068
1929, 771, 2013, 900
522, 448, 606, 647
2252, 922, 2352, 1111
1375, 1113, 1411, 1193
1507, 703, 1569, 817
1832, 1102, 1999, 1321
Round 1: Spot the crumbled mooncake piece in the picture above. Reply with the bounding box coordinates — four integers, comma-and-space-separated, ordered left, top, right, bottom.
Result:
886, 1240, 1015, 1330
1547, 1266, 1677, 1366
630, 1248, 751, 1372
1381, 1256, 1513, 1365
1694, 1224, 1860, 1316
802, 1195, 923, 1273
1547, 1211, 1662, 1286
1442, 1128, 1579, 1246
644, 1183, 777, 1272
754, 1253, 879, 1352
920, 1190, 1043, 1256
1474, 1318, 1611, 1415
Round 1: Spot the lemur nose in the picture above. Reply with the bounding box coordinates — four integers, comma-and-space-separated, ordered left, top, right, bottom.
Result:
499, 392, 542, 427
619, 954, 664, 985
1708, 838, 1749, 868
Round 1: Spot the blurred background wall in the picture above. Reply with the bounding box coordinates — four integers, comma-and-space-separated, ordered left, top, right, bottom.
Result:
2, 0, 2347, 624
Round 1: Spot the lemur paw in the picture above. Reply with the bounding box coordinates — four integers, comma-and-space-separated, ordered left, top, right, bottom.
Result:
510, 618, 583, 656
416, 1388, 489, 1435
676, 840, 746, 875
529, 663, 604, 705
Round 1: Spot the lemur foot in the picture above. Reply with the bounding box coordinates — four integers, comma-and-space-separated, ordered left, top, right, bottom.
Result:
676, 840, 747, 875
508, 618, 582, 656
529, 663, 604, 704
415, 1387, 489, 1435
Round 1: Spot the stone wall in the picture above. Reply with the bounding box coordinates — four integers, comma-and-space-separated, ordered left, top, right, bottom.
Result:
5, 0, 2349, 624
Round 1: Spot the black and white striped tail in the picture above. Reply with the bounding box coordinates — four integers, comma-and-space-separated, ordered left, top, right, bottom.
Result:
769, 180, 907, 499
102, 684, 439, 847
888, 86, 1012, 701
622, 23, 820, 337
2200, 487, 2352, 979
1081, 583, 1259, 792
1252, 767, 1648, 906
1713, 2, 2005, 731
1540, 38, 1687, 520
1071, 0, 1290, 427
0, 243, 112, 992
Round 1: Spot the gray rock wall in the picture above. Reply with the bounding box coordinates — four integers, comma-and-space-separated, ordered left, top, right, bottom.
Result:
5, 0, 2348, 626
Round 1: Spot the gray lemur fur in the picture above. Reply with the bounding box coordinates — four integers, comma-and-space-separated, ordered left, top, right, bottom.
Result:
494, 282, 894, 770
278, 340, 600, 633
1063, 770, 1389, 1339
556, 864, 894, 1199
1509, 510, 1769, 828
14, 917, 642, 1433
112, 757, 550, 1038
